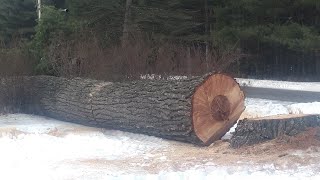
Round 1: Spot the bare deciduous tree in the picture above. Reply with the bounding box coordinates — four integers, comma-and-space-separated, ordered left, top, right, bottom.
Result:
122, 0, 132, 47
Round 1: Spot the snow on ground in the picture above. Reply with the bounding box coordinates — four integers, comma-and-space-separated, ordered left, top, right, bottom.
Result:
288, 102, 320, 114
0, 113, 320, 180
242, 98, 320, 119
236, 78, 320, 92
0, 98, 320, 179
0, 114, 170, 180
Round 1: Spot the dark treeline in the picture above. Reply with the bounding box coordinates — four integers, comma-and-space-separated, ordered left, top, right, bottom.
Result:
0, 0, 319, 81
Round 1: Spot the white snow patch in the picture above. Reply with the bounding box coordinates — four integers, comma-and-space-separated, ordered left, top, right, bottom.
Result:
1, 97, 320, 179
0, 114, 169, 180
221, 124, 237, 140
236, 78, 320, 92
244, 98, 292, 117
288, 102, 320, 114
0, 114, 168, 159
242, 98, 320, 118
96, 164, 320, 180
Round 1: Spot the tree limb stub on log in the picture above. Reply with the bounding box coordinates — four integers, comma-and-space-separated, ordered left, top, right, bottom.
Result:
0, 73, 245, 146
230, 114, 320, 148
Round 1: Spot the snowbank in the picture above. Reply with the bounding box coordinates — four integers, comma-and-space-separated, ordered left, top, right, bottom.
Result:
241, 99, 320, 119
236, 78, 320, 92
288, 102, 320, 114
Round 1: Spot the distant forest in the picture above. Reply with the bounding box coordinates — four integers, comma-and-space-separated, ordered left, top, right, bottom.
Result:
0, 0, 320, 81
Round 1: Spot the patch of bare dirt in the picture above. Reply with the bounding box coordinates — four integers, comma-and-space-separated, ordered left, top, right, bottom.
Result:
0, 127, 26, 138
162, 129, 317, 172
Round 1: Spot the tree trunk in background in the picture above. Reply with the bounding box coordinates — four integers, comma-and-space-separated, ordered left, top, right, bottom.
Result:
204, 0, 210, 72
316, 53, 320, 78
1, 74, 245, 146
37, 0, 41, 20
122, 0, 132, 46
230, 114, 320, 148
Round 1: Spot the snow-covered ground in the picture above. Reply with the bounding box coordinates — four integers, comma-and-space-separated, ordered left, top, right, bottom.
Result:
237, 78, 320, 92
1, 77, 320, 180
242, 98, 320, 118
1, 98, 320, 180
1, 113, 320, 180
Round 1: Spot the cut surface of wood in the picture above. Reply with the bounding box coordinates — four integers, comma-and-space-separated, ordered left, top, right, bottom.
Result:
192, 74, 245, 145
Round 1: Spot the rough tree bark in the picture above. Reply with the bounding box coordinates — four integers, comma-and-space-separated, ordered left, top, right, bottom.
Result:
0, 77, 25, 113
230, 114, 320, 148
1, 74, 245, 146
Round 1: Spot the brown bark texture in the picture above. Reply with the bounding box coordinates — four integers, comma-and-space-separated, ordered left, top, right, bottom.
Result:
0, 74, 245, 146
230, 114, 320, 148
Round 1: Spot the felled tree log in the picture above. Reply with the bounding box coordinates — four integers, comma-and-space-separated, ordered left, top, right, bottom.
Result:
3, 73, 245, 145
230, 114, 320, 148
0, 77, 25, 113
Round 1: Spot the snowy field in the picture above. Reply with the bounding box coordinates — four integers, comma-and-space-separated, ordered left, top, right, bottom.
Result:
1, 78, 320, 180
1, 111, 320, 180
242, 98, 320, 118
1, 99, 320, 180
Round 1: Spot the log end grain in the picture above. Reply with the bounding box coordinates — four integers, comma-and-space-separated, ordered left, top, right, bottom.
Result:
192, 74, 245, 145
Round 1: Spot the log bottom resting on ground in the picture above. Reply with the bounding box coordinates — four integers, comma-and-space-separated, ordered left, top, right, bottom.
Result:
0, 74, 245, 146
231, 114, 320, 148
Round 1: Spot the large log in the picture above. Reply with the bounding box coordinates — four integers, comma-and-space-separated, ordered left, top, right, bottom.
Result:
230, 114, 320, 148
1, 74, 245, 145
0, 77, 25, 113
